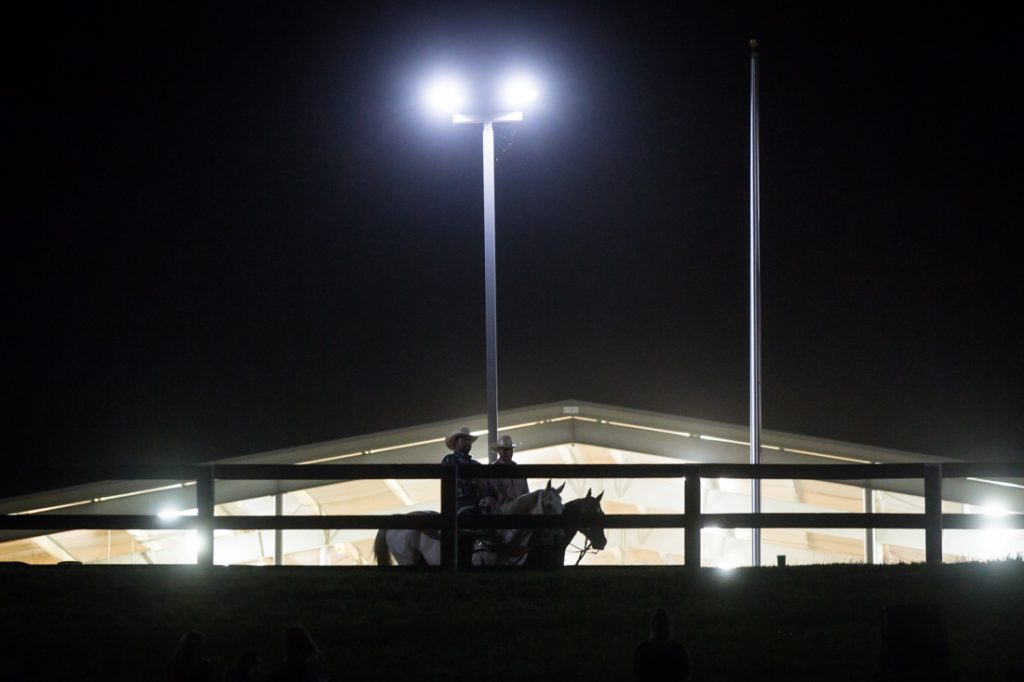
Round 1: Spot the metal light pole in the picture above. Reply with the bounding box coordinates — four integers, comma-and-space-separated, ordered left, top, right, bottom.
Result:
481, 121, 499, 462
463, 112, 523, 461
433, 78, 534, 462
749, 40, 762, 567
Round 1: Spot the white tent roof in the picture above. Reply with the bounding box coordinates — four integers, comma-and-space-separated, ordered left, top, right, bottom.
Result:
2, 400, 1021, 565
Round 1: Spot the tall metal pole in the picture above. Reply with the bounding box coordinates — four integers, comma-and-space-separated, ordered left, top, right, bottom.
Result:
749, 40, 762, 567
482, 121, 499, 462
274, 492, 283, 566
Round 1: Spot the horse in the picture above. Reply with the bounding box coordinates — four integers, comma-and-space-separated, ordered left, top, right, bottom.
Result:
373, 480, 565, 566
469, 488, 607, 567
522, 489, 607, 568
470, 481, 567, 566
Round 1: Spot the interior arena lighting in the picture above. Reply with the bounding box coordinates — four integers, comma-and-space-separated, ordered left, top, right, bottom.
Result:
980, 503, 1010, 517
158, 509, 182, 519
423, 77, 467, 115
500, 75, 539, 108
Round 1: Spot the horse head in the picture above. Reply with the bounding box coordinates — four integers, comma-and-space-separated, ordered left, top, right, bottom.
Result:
570, 488, 607, 551
541, 479, 566, 514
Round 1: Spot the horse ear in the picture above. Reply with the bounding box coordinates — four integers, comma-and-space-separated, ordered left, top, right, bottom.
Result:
585, 488, 592, 498
555, 482, 565, 494
594, 491, 604, 503
545, 479, 553, 490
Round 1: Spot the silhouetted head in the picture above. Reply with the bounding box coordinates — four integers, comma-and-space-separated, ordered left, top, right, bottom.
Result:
541, 479, 566, 514
445, 427, 477, 453
650, 608, 672, 641
572, 489, 607, 550
491, 434, 521, 463
284, 625, 319, 661
172, 631, 205, 660
237, 649, 259, 672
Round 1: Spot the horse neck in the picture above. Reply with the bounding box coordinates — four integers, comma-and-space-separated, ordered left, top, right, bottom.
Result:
506, 490, 541, 514
548, 501, 582, 556
561, 499, 585, 537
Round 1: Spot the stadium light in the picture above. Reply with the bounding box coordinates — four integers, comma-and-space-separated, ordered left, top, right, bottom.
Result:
500, 75, 539, 109
423, 77, 468, 116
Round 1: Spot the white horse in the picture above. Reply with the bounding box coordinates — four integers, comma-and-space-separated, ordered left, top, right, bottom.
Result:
471, 481, 566, 566
373, 480, 565, 566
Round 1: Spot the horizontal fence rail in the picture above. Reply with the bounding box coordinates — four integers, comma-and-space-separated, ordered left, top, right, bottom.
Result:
2, 462, 1023, 569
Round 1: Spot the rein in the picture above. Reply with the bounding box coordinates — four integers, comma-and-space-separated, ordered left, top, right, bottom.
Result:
570, 536, 600, 566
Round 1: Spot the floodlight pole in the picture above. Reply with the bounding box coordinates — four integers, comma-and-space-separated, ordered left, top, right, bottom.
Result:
749, 40, 762, 567
454, 111, 523, 461
482, 121, 499, 462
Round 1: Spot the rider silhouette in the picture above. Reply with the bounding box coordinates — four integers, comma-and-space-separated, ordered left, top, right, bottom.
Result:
481, 434, 529, 511
441, 427, 484, 567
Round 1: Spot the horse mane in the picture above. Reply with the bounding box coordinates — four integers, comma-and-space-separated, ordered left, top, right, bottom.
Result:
563, 497, 598, 516
562, 497, 587, 515
502, 489, 544, 515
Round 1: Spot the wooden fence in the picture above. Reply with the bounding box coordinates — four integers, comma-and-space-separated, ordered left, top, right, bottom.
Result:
2, 462, 1023, 569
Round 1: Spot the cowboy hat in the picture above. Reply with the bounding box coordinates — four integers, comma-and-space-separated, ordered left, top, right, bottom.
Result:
444, 427, 479, 450
490, 434, 522, 451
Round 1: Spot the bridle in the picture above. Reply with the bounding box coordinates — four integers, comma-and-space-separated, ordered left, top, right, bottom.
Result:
566, 501, 605, 565
570, 532, 605, 565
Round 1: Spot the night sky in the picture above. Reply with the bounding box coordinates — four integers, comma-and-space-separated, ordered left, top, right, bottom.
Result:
7, 3, 1023, 498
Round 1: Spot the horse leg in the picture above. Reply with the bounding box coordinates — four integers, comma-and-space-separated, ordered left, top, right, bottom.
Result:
383, 529, 426, 566
420, 534, 441, 566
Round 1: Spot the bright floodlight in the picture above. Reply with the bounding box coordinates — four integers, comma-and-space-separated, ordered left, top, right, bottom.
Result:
424, 77, 467, 115
500, 76, 539, 109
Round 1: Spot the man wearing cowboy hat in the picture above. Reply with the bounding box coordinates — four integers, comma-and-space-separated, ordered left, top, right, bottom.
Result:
441, 427, 487, 567
481, 435, 530, 511
440, 427, 485, 510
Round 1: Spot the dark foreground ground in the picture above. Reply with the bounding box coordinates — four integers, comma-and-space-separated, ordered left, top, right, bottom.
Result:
2, 560, 1023, 680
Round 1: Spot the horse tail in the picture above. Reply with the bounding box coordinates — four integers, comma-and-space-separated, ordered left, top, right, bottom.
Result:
373, 529, 393, 566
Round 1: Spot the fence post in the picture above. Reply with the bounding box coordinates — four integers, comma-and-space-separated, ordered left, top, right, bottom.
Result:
924, 464, 943, 564
685, 466, 701, 569
440, 465, 457, 572
196, 466, 215, 566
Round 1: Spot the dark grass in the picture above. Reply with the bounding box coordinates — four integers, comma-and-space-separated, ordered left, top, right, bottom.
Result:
3, 560, 1023, 680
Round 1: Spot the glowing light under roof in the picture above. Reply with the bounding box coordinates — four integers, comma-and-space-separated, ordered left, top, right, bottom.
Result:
967, 477, 1024, 490
606, 421, 691, 438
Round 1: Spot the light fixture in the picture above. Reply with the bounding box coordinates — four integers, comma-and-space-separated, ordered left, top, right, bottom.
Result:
423, 77, 468, 115
500, 76, 539, 109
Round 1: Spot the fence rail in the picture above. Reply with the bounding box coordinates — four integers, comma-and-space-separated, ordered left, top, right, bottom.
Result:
3, 462, 1023, 569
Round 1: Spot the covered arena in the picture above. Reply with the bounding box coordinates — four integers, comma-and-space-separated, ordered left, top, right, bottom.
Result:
2, 401, 1022, 566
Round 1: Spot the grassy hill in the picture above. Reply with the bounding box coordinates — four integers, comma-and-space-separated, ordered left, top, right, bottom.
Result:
3, 561, 1023, 680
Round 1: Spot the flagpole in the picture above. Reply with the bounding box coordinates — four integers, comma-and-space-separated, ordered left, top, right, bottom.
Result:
749, 39, 762, 567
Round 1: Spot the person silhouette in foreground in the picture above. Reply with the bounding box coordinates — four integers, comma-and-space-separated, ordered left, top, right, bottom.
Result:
273, 625, 329, 682
223, 649, 261, 682
633, 608, 691, 682
166, 631, 216, 682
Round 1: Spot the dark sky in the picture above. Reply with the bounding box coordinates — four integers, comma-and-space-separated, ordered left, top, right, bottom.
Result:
7, 2, 1023, 497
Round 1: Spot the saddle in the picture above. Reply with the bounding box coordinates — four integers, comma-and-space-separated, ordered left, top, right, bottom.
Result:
417, 505, 490, 542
